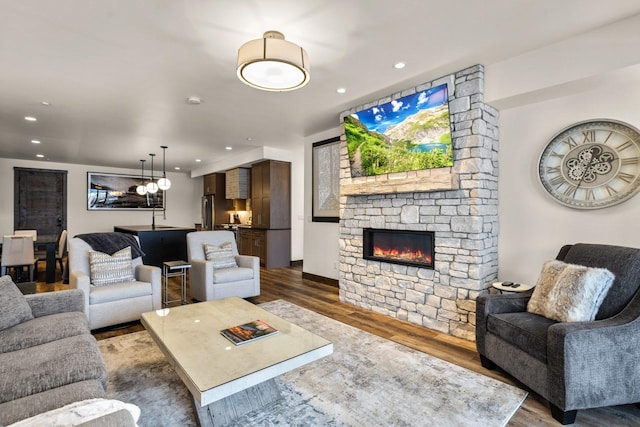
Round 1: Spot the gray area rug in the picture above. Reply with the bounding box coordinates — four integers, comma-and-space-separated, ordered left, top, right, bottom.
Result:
98, 300, 527, 426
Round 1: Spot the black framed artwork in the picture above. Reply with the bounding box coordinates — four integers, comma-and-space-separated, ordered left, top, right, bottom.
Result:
87, 172, 164, 210
312, 137, 340, 222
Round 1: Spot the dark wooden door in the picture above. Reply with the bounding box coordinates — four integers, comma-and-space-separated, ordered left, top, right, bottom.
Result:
14, 168, 67, 236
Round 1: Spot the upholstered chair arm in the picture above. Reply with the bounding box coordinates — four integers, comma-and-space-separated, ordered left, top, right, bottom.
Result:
476, 291, 533, 356
25, 289, 85, 317
191, 258, 213, 285
236, 255, 259, 270
69, 270, 92, 315
136, 264, 162, 310
547, 295, 640, 411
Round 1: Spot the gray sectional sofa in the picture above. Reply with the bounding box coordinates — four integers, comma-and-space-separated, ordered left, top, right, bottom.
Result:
0, 275, 134, 426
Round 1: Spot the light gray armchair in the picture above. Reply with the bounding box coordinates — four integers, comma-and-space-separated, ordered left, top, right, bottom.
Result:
186, 231, 260, 301
69, 234, 161, 330
476, 243, 640, 424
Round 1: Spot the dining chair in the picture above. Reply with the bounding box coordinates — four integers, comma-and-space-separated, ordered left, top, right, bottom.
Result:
1, 235, 37, 282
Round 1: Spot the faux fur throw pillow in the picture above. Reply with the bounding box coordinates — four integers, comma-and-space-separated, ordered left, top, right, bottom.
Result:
527, 259, 614, 322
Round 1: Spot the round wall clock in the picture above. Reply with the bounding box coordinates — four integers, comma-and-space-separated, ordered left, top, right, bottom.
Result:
538, 119, 640, 209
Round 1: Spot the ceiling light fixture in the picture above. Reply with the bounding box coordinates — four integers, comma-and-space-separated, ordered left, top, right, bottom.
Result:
36, 154, 44, 158
394, 62, 406, 69
31, 140, 41, 144
146, 153, 159, 194
336, 88, 346, 94
225, 146, 233, 150
25, 116, 37, 122
237, 31, 310, 92
186, 96, 201, 105
136, 160, 148, 196
157, 145, 171, 190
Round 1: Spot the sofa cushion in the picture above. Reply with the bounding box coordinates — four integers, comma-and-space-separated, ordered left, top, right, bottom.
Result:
487, 311, 557, 363
0, 334, 108, 403
0, 311, 89, 353
89, 280, 152, 305
527, 259, 614, 322
0, 380, 106, 426
559, 243, 640, 320
204, 242, 238, 269
89, 247, 135, 286
0, 276, 34, 331
7, 398, 140, 427
212, 266, 254, 284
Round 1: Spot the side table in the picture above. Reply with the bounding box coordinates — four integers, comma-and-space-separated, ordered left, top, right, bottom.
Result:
492, 281, 535, 294
162, 260, 191, 307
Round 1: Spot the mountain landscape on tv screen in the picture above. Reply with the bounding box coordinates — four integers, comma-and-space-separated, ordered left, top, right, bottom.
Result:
344, 84, 453, 177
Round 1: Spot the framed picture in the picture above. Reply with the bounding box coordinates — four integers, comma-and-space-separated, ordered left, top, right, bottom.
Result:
87, 172, 164, 210
312, 137, 340, 222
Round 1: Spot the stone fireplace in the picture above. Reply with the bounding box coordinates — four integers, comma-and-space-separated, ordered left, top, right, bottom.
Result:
338, 64, 498, 341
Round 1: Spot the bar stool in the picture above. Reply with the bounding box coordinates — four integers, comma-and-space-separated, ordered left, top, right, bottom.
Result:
162, 260, 191, 307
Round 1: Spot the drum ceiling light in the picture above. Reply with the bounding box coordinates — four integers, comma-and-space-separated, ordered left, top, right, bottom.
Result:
237, 31, 310, 92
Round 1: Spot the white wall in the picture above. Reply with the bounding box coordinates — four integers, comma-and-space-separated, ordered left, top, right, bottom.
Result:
289, 146, 305, 261
0, 158, 202, 238
302, 127, 341, 280
497, 79, 640, 285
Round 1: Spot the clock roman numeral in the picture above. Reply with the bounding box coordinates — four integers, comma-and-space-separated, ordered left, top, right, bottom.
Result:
561, 136, 578, 148
562, 184, 578, 197
621, 157, 639, 165
545, 166, 561, 175
601, 131, 614, 144
605, 185, 618, 196
582, 130, 596, 143
585, 188, 595, 201
549, 175, 566, 186
550, 151, 564, 158
618, 172, 636, 183
616, 140, 634, 151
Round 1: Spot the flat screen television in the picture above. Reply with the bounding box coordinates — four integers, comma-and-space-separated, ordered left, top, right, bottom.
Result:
344, 83, 453, 178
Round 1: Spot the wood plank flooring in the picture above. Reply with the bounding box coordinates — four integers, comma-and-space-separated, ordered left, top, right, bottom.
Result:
36, 265, 640, 426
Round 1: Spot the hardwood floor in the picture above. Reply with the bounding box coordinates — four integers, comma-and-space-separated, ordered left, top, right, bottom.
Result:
35, 264, 640, 426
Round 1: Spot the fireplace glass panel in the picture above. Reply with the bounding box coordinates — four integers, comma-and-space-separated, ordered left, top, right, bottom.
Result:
363, 228, 434, 269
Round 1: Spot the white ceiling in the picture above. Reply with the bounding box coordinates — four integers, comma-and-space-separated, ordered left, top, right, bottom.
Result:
2, 0, 640, 174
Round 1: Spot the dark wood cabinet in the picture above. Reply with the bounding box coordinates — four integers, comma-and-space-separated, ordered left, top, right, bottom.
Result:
251, 160, 290, 229
238, 228, 290, 268
203, 173, 218, 195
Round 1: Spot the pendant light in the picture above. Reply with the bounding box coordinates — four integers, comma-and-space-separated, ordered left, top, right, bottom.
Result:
136, 159, 148, 195
157, 145, 172, 190
146, 153, 159, 194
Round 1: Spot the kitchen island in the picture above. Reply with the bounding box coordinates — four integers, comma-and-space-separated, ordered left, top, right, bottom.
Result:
114, 225, 196, 267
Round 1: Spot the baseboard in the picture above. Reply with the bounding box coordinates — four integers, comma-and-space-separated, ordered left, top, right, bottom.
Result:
302, 272, 339, 287
290, 260, 303, 267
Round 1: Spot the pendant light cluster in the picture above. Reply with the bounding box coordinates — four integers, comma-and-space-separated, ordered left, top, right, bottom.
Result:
136, 146, 172, 196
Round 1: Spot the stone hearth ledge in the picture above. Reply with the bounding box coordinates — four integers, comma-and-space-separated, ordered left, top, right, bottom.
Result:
340, 167, 459, 196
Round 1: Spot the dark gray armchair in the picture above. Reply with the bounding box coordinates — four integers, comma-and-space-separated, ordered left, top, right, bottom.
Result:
476, 243, 640, 424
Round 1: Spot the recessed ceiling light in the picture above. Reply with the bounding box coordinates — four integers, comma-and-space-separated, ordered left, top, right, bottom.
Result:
187, 96, 202, 105
225, 146, 233, 150
195, 159, 202, 163
174, 166, 180, 170
246, 137, 253, 141
336, 88, 346, 94
393, 62, 406, 69
31, 140, 41, 144
25, 116, 37, 122
40, 101, 51, 106
36, 154, 44, 158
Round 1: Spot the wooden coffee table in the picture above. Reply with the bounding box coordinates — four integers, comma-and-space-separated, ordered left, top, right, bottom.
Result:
141, 297, 333, 426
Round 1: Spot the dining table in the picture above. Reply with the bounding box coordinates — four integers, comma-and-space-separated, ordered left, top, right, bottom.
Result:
0, 233, 58, 284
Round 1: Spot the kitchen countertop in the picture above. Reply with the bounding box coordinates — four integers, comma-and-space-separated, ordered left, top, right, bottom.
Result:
115, 225, 196, 232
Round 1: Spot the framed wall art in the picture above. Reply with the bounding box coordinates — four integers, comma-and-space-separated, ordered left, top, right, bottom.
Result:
312, 137, 340, 222
87, 172, 164, 210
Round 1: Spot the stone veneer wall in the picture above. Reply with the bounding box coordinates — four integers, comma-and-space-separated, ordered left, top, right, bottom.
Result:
338, 65, 499, 341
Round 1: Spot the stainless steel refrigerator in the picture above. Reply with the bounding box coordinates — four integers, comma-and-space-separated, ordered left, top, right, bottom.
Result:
201, 195, 215, 230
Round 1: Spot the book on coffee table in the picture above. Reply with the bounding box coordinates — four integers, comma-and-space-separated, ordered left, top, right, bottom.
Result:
220, 319, 279, 345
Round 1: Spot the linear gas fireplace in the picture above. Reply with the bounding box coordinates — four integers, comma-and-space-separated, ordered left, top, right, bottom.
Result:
363, 228, 434, 269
